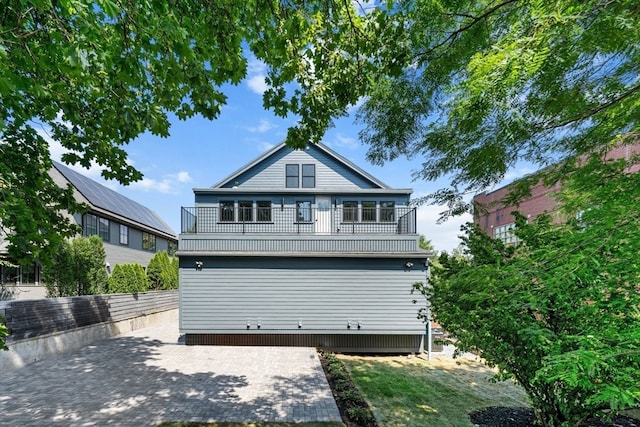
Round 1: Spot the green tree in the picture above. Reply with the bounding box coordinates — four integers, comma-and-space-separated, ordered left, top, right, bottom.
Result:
41, 235, 108, 296
358, 0, 640, 215
418, 156, 640, 426
0, 314, 8, 351
108, 263, 148, 294
147, 251, 177, 290
417, 234, 433, 251
1, 1, 403, 265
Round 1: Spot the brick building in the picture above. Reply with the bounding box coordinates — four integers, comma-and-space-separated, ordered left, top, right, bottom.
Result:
473, 143, 640, 244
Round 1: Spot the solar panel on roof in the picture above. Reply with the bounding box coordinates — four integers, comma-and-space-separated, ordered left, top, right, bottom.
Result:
53, 161, 176, 237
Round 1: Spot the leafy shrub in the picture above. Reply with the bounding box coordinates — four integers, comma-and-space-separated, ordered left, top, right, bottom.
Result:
0, 315, 8, 350
422, 156, 640, 426
108, 263, 148, 294
42, 236, 108, 296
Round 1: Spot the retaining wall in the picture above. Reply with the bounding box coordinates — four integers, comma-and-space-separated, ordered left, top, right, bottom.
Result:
0, 290, 178, 372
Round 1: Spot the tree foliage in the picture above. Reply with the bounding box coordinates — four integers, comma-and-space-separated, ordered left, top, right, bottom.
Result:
146, 251, 178, 290
108, 263, 148, 294
358, 0, 640, 216
417, 156, 640, 426
0, 1, 403, 265
418, 234, 434, 251
0, 315, 8, 351
41, 235, 108, 297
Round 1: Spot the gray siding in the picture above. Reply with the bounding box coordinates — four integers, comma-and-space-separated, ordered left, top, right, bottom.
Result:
179, 256, 427, 335
179, 234, 420, 253
219, 146, 379, 190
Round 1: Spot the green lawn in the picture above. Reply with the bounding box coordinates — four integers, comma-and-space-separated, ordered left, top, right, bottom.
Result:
339, 353, 530, 427
159, 423, 344, 427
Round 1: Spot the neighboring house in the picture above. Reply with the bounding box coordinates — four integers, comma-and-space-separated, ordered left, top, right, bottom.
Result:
178, 143, 431, 353
0, 161, 178, 300
473, 143, 640, 244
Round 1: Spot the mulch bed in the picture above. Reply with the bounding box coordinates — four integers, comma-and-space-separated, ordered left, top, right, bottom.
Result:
470, 407, 640, 427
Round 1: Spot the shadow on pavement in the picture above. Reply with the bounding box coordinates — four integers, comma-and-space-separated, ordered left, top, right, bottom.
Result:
0, 333, 337, 426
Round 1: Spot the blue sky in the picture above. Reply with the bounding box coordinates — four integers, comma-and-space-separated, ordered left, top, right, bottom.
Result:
45, 56, 533, 252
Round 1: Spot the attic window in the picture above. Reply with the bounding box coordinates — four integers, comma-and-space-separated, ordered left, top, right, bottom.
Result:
286, 164, 299, 188
302, 164, 315, 188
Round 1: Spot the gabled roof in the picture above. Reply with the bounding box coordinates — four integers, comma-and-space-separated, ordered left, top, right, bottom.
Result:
53, 161, 176, 238
212, 142, 391, 189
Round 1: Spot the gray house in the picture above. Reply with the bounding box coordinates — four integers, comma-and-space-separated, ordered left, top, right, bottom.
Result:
0, 161, 178, 300
178, 143, 430, 353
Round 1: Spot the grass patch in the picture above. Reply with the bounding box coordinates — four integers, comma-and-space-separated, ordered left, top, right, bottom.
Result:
158, 423, 344, 427
339, 353, 530, 427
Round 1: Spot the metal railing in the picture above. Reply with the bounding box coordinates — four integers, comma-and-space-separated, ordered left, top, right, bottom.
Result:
181, 206, 417, 235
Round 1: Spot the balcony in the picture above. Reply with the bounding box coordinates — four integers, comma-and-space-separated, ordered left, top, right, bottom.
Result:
181, 206, 417, 235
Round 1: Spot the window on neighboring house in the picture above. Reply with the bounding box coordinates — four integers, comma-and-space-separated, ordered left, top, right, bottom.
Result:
119, 224, 129, 245
257, 201, 272, 222
84, 213, 98, 236
380, 201, 395, 222
98, 217, 110, 241
168, 241, 177, 257
219, 201, 234, 222
142, 232, 156, 251
84, 213, 110, 240
343, 201, 358, 222
494, 223, 518, 244
239, 201, 253, 222
296, 201, 312, 222
286, 164, 299, 188
362, 201, 377, 222
302, 164, 315, 188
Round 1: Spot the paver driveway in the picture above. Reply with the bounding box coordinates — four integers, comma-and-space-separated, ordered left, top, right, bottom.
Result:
0, 312, 341, 426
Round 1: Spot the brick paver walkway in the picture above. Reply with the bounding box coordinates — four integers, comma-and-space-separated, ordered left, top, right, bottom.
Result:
0, 314, 341, 426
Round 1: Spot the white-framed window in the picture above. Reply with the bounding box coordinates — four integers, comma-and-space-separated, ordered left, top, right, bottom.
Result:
380, 201, 395, 222
219, 201, 234, 222
296, 201, 312, 222
239, 201, 253, 222
343, 201, 358, 222
362, 201, 377, 222
494, 223, 518, 244
257, 201, 272, 222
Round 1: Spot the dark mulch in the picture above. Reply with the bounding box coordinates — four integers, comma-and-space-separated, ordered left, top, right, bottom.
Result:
318, 352, 377, 427
470, 407, 640, 427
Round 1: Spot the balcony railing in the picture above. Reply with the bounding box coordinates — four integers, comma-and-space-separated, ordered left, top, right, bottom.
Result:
181, 206, 417, 235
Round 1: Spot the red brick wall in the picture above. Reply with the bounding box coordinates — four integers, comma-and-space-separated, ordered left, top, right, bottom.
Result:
472, 142, 640, 238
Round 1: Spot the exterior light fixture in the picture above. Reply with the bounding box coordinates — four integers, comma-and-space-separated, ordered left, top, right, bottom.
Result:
195, 261, 203, 271
347, 320, 351, 329
298, 321, 302, 329
405, 261, 414, 269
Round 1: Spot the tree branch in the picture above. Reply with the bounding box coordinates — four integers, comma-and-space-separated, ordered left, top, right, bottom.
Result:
414, 0, 521, 60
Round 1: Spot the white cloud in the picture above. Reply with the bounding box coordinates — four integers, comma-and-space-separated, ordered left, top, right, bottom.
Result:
248, 119, 276, 133
128, 171, 192, 194
174, 171, 192, 183
331, 133, 359, 150
246, 57, 269, 95
415, 203, 473, 253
